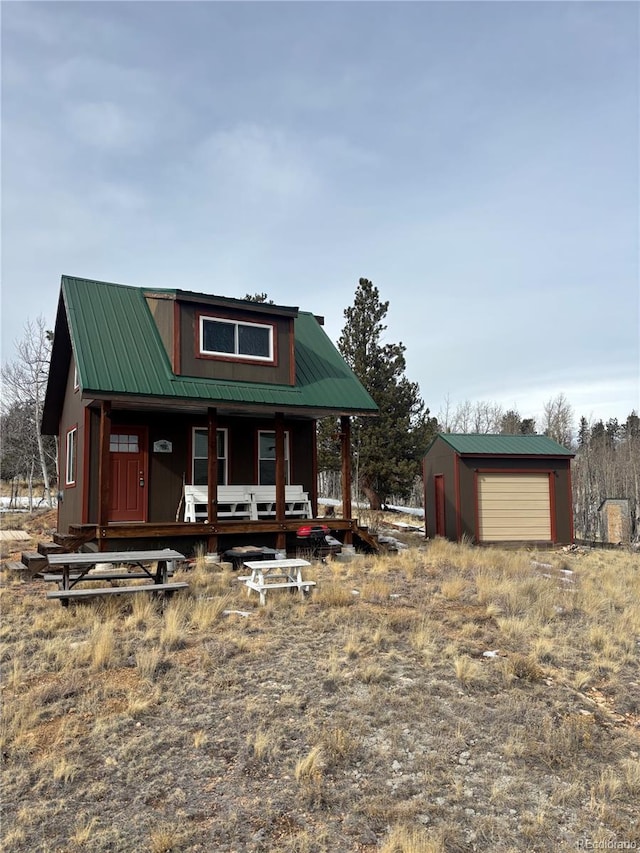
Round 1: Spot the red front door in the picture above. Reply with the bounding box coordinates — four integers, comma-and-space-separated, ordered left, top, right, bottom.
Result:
434, 474, 445, 536
109, 427, 148, 522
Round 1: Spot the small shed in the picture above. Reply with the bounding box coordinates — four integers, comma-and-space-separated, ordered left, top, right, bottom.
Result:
598, 499, 631, 544
423, 434, 575, 545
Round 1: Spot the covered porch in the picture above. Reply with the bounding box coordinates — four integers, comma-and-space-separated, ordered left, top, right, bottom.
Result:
66, 403, 379, 555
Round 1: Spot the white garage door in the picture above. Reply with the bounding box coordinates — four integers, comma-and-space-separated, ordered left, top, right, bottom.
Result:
477, 473, 551, 542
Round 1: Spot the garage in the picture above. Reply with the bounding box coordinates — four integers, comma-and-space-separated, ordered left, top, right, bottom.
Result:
422, 434, 574, 545
477, 473, 551, 542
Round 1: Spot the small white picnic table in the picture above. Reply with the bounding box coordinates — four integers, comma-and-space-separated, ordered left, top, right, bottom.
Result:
43, 549, 188, 606
238, 558, 316, 606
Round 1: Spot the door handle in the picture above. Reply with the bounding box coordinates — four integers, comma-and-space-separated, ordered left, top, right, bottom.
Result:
139, 476, 145, 487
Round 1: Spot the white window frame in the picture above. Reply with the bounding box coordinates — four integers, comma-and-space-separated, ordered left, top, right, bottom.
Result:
258, 430, 290, 485
192, 427, 228, 486
199, 315, 274, 362
65, 426, 77, 486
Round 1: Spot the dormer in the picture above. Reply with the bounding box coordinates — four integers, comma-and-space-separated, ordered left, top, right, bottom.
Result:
144, 289, 299, 386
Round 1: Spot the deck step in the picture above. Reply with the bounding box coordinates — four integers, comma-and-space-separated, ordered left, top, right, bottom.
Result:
37, 541, 66, 556
4, 561, 30, 575
21, 551, 48, 571
53, 533, 96, 552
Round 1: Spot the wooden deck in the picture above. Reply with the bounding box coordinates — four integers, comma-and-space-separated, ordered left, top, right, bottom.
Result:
56, 517, 381, 556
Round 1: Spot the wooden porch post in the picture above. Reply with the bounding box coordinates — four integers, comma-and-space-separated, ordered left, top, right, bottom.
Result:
206, 408, 219, 554
275, 413, 286, 551
311, 419, 318, 517
97, 401, 112, 549
207, 407, 218, 527
340, 415, 353, 545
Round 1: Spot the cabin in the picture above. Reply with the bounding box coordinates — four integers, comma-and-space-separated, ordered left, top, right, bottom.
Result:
423, 433, 575, 545
41, 276, 379, 555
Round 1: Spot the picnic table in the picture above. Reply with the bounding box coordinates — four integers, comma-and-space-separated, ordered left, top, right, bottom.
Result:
42, 549, 188, 606
238, 557, 316, 606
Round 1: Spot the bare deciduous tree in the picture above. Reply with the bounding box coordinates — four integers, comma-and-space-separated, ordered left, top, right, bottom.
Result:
542, 393, 574, 449
1, 316, 55, 506
437, 398, 504, 434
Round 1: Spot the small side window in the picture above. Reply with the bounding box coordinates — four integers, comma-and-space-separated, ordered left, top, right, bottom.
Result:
65, 426, 78, 486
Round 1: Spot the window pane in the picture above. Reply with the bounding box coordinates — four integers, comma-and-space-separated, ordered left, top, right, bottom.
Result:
259, 432, 276, 459
192, 429, 227, 486
66, 430, 76, 484
259, 460, 276, 485
202, 320, 234, 353
238, 324, 270, 357
193, 459, 208, 486
194, 429, 208, 459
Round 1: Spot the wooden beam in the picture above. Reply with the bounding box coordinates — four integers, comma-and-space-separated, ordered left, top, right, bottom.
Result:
275, 414, 285, 522
207, 407, 218, 524
81, 517, 359, 538
311, 419, 318, 517
97, 401, 111, 538
340, 415, 352, 545
275, 413, 286, 550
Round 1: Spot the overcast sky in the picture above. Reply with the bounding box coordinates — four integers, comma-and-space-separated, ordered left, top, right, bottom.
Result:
2, 1, 638, 430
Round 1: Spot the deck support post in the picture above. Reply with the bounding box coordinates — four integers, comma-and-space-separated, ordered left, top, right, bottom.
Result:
275, 413, 286, 551
340, 415, 353, 545
207, 407, 218, 527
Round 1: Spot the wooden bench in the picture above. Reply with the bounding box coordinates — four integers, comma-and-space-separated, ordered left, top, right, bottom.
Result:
249, 486, 312, 520
47, 582, 189, 602
183, 485, 253, 522
239, 558, 316, 606
44, 548, 187, 606
40, 570, 175, 586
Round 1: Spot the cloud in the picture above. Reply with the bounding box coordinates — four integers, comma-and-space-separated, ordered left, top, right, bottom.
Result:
196, 124, 322, 202
47, 56, 158, 101
66, 101, 149, 151
2, 3, 63, 46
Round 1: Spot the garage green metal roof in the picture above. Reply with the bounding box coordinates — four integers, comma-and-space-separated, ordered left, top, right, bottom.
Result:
49, 276, 378, 418
432, 433, 574, 456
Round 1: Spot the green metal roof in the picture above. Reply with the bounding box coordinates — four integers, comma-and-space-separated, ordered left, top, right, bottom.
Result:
53, 276, 378, 417
433, 433, 574, 456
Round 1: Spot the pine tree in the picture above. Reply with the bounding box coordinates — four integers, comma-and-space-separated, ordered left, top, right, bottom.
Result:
329, 277, 436, 509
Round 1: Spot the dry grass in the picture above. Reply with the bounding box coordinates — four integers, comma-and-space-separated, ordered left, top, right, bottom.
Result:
2, 519, 639, 852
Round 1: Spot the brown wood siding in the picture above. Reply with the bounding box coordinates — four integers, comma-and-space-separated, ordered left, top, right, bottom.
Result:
87, 408, 100, 525
82, 411, 316, 526
291, 421, 314, 489
56, 361, 86, 534
144, 296, 174, 364
178, 302, 293, 384
422, 438, 457, 539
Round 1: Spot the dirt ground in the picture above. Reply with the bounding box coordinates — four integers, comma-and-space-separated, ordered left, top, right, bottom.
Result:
1, 511, 639, 852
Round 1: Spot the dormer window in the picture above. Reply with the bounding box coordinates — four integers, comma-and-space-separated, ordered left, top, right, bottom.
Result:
198, 314, 274, 363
